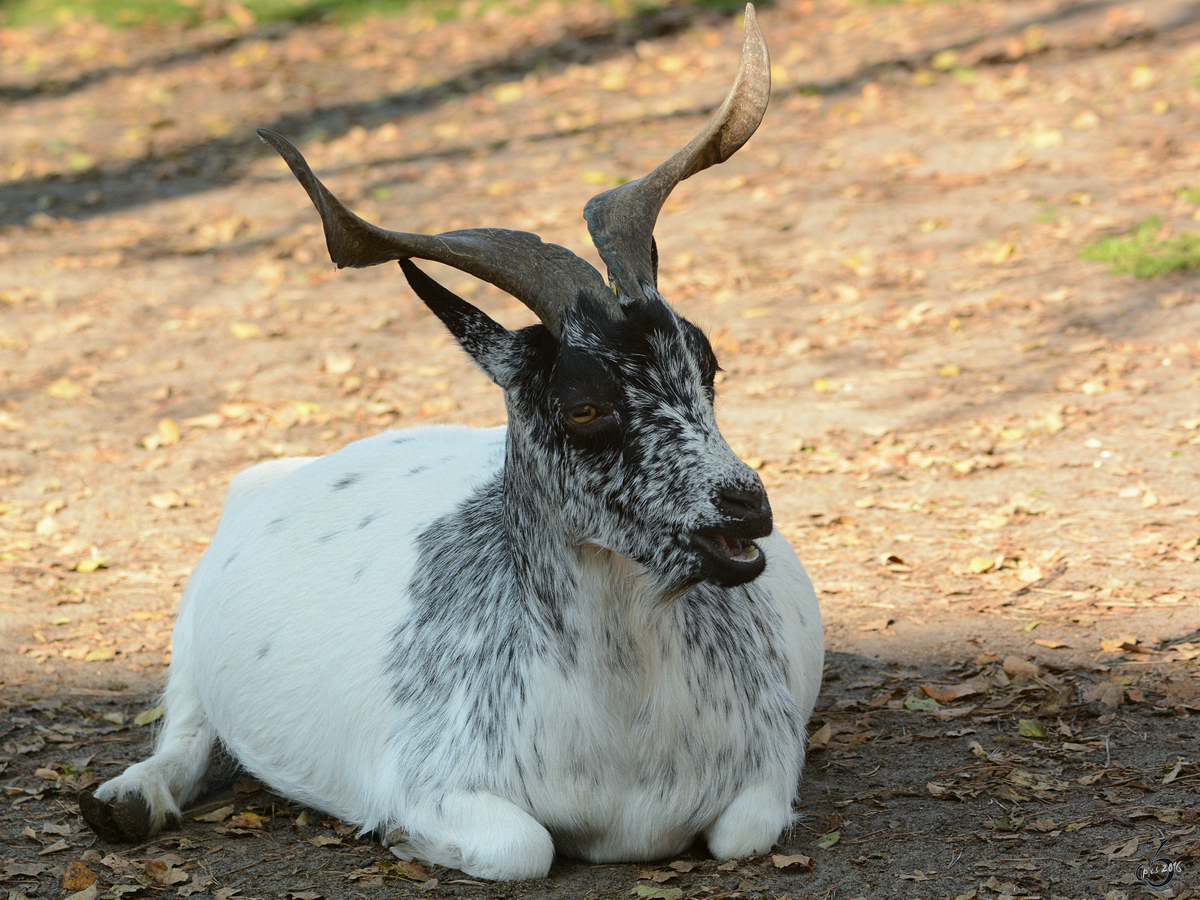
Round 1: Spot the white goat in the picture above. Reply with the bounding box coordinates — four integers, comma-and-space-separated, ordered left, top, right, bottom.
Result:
81, 5, 823, 881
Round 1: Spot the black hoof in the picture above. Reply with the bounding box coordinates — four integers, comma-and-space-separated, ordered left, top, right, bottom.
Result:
79, 788, 155, 842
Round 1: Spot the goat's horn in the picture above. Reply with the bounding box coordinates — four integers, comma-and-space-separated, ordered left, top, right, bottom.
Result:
582, 3, 770, 302
257, 128, 617, 337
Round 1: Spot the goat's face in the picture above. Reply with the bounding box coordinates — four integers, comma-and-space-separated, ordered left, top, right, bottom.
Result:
257, 4, 776, 595
501, 292, 771, 591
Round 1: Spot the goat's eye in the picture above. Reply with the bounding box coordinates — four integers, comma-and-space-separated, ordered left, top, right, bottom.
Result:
566, 404, 599, 425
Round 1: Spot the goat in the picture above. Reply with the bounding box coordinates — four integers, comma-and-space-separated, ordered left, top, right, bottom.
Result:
80, 5, 823, 881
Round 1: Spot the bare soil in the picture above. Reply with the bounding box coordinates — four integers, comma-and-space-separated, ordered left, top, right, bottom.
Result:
2, 0, 1199, 898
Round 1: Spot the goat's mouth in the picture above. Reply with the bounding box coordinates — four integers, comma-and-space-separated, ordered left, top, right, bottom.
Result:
688, 527, 768, 587
692, 531, 761, 564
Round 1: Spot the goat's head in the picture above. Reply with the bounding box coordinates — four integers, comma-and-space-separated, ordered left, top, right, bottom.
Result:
259, 5, 773, 590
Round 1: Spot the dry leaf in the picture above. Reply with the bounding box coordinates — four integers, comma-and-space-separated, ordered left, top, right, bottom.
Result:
1100, 635, 1138, 653
920, 683, 978, 703
231, 322, 261, 339
134, 705, 165, 727
1162, 760, 1183, 785
183, 413, 224, 429
1101, 836, 1140, 859
193, 804, 236, 823
1083, 682, 1123, 709
62, 860, 97, 891
180, 874, 217, 896
47, 377, 85, 399
1002, 656, 1040, 678
968, 556, 995, 574
771, 853, 814, 870
149, 490, 186, 509
76, 554, 108, 573
157, 418, 182, 446
324, 353, 355, 375
228, 811, 264, 829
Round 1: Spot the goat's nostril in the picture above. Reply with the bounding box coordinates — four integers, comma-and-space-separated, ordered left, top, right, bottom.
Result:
714, 483, 770, 521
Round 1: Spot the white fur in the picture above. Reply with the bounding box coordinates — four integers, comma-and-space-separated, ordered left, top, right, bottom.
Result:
93, 425, 822, 879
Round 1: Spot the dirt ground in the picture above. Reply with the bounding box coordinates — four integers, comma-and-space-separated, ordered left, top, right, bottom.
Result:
2, 0, 1199, 897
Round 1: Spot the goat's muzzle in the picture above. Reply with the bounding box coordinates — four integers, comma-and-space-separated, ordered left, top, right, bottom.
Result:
690, 484, 772, 587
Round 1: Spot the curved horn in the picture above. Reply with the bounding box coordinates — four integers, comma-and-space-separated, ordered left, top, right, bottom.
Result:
582, 3, 770, 302
257, 128, 617, 337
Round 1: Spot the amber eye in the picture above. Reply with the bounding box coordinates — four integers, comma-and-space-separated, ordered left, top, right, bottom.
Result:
566, 404, 599, 425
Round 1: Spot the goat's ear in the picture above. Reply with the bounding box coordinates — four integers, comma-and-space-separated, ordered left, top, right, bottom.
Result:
398, 259, 521, 388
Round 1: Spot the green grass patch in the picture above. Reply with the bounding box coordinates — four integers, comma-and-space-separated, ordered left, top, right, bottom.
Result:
1177, 184, 1200, 206
1079, 215, 1200, 278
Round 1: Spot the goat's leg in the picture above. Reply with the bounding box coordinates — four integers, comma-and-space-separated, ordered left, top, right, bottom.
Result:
704, 779, 793, 860
388, 792, 555, 881
81, 668, 214, 842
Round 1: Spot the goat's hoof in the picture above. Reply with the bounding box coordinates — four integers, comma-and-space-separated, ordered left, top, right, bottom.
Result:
79, 787, 156, 842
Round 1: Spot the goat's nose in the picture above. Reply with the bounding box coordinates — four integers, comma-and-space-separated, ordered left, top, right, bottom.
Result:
714, 482, 770, 522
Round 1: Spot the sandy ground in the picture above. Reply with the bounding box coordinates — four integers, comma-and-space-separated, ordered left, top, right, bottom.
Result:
2, 0, 1199, 897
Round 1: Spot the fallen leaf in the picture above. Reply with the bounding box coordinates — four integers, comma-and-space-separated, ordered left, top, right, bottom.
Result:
47, 378, 86, 400
3, 862, 48, 877
230, 322, 261, 339
1100, 635, 1138, 653
639, 869, 678, 883
148, 490, 186, 509
968, 556, 995, 574
771, 853, 814, 870
144, 859, 189, 885
1162, 759, 1183, 785
324, 353, 355, 375
157, 418, 182, 446
1003, 656, 1041, 678
180, 874, 217, 896
1017, 719, 1048, 739
905, 694, 941, 712
182, 413, 224, 429
920, 683, 978, 703
1101, 836, 1140, 859
1083, 682, 1123, 709
991, 815, 1024, 832
193, 804, 236, 823
62, 860, 97, 891
133, 705, 165, 727
76, 555, 108, 573
815, 830, 840, 849
228, 812, 264, 830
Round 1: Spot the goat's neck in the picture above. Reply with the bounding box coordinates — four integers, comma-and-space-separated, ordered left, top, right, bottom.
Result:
498, 442, 666, 640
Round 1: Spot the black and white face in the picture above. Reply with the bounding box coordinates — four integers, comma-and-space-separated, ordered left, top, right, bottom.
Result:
499, 291, 772, 591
